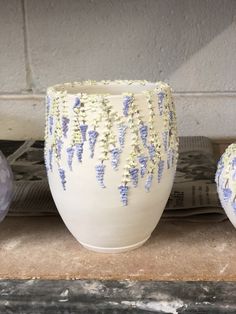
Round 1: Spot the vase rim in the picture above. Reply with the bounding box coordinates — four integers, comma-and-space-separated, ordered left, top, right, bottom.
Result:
47, 80, 170, 98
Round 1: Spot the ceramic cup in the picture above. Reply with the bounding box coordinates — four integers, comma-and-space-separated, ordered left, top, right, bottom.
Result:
45, 80, 178, 253
216, 143, 236, 228
0, 151, 14, 223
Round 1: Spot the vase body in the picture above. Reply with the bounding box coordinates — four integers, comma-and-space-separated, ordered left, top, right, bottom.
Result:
45, 80, 178, 252
216, 143, 236, 228
0, 151, 14, 223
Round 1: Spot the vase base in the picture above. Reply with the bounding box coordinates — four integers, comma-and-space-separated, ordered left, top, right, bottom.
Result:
79, 236, 151, 253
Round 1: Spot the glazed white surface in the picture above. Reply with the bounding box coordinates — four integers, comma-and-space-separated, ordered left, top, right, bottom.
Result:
45, 80, 178, 252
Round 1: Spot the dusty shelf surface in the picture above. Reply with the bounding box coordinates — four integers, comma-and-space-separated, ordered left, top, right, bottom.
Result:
0, 216, 235, 281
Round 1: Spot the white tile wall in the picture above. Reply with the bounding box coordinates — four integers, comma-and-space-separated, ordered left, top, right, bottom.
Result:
0, 0, 236, 139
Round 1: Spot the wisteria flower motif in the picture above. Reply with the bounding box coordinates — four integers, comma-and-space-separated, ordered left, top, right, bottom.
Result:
157, 92, 165, 115
139, 124, 148, 147
62, 116, 70, 138
118, 124, 127, 148
80, 124, 88, 142
145, 173, 153, 192
56, 139, 63, 160
138, 155, 148, 178
231, 198, 236, 212
88, 130, 99, 158
111, 148, 121, 170
49, 116, 54, 135
75, 143, 84, 163
157, 160, 165, 183
49, 147, 53, 171
223, 188, 232, 202
59, 168, 66, 190
148, 144, 156, 161
129, 168, 139, 187
118, 185, 129, 206
123, 95, 132, 117
95, 164, 106, 188
74, 97, 81, 108
67, 147, 75, 171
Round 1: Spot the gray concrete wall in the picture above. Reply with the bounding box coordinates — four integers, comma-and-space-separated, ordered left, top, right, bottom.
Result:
0, 0, 236, 139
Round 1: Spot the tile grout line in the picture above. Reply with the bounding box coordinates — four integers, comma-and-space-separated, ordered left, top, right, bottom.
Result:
21, 0, 34, 92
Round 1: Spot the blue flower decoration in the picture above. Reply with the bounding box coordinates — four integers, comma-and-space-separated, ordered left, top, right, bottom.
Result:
118, 124, 127, 148
95, 164, 106, 188
74, 97, 81, 108
49, 147, 53, 172
138, 155, 148, 178
56, 138, 63, 160
80, 124, 88, 142
223, 188, 232, 202
129, 167, 139, 187
157, 160, 165, 183
162, 130, 169, 152
145, 173, 153, 192
232, 171, 236, 181
88, 130, 99, 158
111, 148, 121, 170
123, 96, 132, 117
118, 185, 129, 206
232, 157, 236, 170
139, 124, 148, 147
75, 143, 84, 163
231, 199, 236, 212
169, 110, 174, 122
148, 144, 156, 161
62, 116, 70, 138
49, 116, 54, 135
67, 147, 75, 171
59, 168, 66, 190
157, 91, 165, 115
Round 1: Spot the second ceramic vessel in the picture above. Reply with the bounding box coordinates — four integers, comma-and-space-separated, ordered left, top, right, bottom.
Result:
216, 143, 236, 228
45, 80, 178, 252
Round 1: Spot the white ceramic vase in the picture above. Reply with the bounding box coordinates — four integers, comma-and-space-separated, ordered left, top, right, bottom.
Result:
216, 143, 236, 228
45, 80, 178, 253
